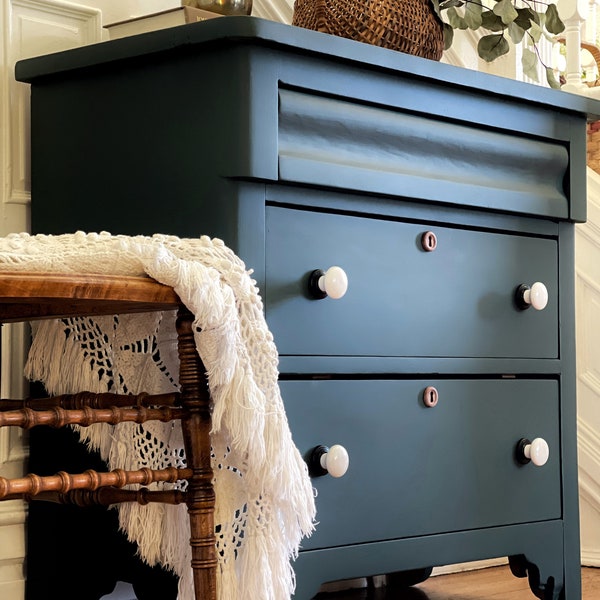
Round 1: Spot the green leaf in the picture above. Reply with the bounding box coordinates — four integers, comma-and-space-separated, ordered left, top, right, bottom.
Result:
439, 0, 463, 9
537, 11, 546, 28
508, 21, 525, 44
528, 21, 542, 43
521, 47, 539, 81
545, 3, 565, 34
546, 66, 561, 89
430, 0, 441, 18
514, 7, 538, 29
443, 22, 454, 50
481, 10, 505, 32
477, 33, 510, 61
492, 0, 518, 25
447, 6, 468, 29
464, 1, 483, 29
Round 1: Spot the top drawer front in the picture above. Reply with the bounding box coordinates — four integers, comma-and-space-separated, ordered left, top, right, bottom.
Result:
265, 206, 557, 358
278, 89, 570, 219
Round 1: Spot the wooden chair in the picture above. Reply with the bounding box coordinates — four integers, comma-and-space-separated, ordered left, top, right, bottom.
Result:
0, 272, 216, 600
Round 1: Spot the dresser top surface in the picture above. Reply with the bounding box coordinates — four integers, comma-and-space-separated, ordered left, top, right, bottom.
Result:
14, 16, 600, 121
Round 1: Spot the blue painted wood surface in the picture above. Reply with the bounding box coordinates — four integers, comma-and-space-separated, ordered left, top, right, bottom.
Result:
15, 16, 597, 599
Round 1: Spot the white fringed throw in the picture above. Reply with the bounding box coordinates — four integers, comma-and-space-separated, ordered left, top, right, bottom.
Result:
0, 231, 316, 600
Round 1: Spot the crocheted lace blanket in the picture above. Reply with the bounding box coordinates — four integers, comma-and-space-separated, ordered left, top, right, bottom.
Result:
0, 231, 316, 600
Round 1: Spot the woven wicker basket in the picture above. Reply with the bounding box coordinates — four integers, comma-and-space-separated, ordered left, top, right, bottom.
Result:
292, 0, 444, 60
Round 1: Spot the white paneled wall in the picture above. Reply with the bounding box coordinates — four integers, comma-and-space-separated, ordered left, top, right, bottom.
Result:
577, 168, 600, 566
1, 1, 104, 596
74, 0, 179, 25
73, 0, 292, 25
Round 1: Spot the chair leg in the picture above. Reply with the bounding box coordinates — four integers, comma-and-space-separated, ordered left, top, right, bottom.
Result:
176, 307, 217, 600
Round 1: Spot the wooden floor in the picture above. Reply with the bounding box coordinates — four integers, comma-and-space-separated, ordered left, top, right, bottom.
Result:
314, 566, 600, 599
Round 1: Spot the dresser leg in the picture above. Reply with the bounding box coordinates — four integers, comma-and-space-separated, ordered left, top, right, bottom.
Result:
508, 555, 564, 600
385, 566, 433, 589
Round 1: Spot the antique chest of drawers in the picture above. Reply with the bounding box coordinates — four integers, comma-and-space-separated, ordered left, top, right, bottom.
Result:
16, 16, 600, 599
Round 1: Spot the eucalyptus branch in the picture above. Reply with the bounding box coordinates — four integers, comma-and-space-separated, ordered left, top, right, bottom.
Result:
432, 0, 564, 85
525, 29, 551, 69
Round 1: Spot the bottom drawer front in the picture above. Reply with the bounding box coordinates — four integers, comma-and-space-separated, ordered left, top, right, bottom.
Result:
282, 379, 560, 551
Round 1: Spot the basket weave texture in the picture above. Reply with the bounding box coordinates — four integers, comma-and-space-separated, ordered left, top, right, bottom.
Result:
292, 0, 444, 60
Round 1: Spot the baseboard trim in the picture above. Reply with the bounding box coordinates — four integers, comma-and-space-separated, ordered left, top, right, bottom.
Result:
581, 548, 600, 567
432, 557, 508, 576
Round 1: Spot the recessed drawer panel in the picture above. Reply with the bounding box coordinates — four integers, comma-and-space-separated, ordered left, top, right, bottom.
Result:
282, 379, 560, 550
265, 207, 557, 358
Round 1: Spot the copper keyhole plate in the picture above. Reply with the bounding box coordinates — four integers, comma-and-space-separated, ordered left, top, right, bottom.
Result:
421, 231, 438, 252
423, 386, 439, 407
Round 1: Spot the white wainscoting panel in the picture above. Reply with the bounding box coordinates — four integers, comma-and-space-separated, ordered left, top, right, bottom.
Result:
577, 167, 600, 565
5, 0, 102, 221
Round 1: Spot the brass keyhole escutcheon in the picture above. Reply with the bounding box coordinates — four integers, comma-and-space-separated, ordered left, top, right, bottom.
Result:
421, 231, 437, 252
423, 386, 439, 408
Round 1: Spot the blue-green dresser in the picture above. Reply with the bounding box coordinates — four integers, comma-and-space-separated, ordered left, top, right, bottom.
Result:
16, 16, 600, 599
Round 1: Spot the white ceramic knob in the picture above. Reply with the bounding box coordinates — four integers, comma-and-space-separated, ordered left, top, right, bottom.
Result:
318, 266, 348, 299
320, 444, 349, 478
523, 438, 549, 467
522, 282, 548, 311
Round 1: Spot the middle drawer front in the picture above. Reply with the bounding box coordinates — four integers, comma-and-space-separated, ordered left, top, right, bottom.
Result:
265, 206, 558, 358
282, 378, 561, 551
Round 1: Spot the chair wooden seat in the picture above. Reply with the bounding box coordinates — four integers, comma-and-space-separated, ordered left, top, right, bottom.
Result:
0, 272, 180, 321
0, 271, 216, 600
